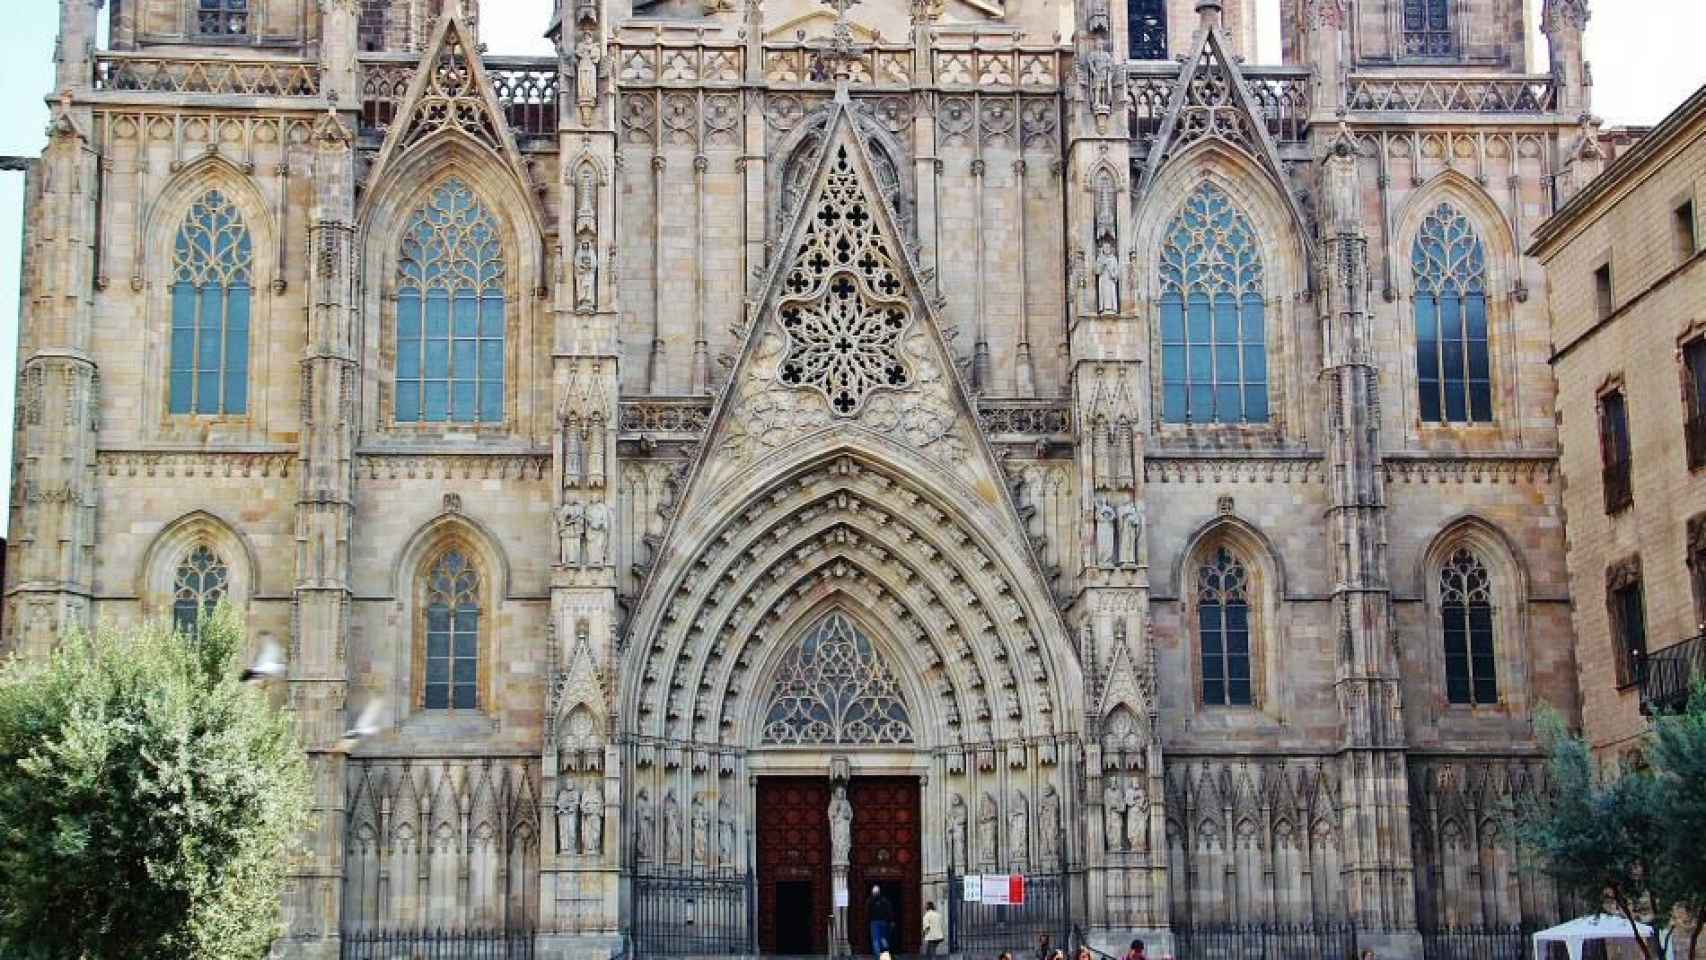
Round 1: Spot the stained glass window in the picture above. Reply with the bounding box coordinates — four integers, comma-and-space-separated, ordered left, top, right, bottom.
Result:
424, 551, 480, 709
395, 179, 507, 424
170, 190, 253, 415
1159, 184, 1268, 425
1413, 204, 1491, 424
1440, 548, 1497, 706
761, 612, 915, 745
1402, 0, 1452, 57
197, 0, 250, 37
173, 545, 228, 634
1198, 546, 1252, 706
1128, 0, 1168, 60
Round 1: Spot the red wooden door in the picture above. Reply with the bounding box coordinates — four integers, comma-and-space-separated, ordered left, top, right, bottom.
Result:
756, 778, 832, 954
848, 777, 923, 955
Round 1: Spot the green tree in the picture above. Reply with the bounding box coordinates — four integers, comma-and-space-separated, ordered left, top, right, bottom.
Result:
1516, 687, 1706, 960
0, 606, 311, 960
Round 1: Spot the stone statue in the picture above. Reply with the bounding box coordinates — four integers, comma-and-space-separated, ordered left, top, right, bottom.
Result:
828, 782, 853, 865
556, 786, 579, 856
1124, 779, 1149, 851
1095, 239, 1120, 315
1038, 784, 1060, 864
1103, 776, 1126, 851
691, 794, 709, 865
1008, 790, 1029, 866
718, 797, 737, 867
574, 237, 597, 311
977, 792, 999, 866
1117, 501, 1143, 566
575, 35, 601, 121
947, 793, 968, 868
580, 784, 604, 856
635, 789, 654, 861
663, 791, 682, 863
1095, 499, 1118, 567
557, 501, 586, 566
1085, 48, 1114, 115
584, 500, 610, 567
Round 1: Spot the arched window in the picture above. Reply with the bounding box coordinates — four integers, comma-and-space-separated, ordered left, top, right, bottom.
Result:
1159, 184, 1268, 425
1402, 0, 1452, 57
396, 179, 507, 424
173, 544, 229, 633
1412, 203, 1491, 423
1439, 548, 1497, 705
424, 550, 481, 709
1197, 546, 1252, 706
170, 190, 254, 415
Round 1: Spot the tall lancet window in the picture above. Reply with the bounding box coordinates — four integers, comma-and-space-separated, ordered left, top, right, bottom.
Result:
1159, 184, 1268, 425
1412, 203, 1491, 424
173, 545, 229, 634
1128, 0, 1168, 60
1439, 548, 1498, 706
1198, 546, 1253, 707
395, 179, 507, 424
424, 550, 481, 710
170, 190, 254, 415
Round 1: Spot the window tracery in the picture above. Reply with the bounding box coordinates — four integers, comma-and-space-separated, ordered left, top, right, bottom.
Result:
424, 550, 481, 709
1403, 0, 1453, 57
761, 612, 915, 746
1439, 548, 1497, 705
170, 189, 254, 416
1413, 203, 1491, 423
173, 544, 229, 633
395, 179, 507, 424
1197, 546, 1252, 706
777, 144, 913, 416
1159, 184, 1268, 425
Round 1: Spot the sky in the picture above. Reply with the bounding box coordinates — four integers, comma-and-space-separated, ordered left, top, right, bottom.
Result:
0, 1, 1699, 536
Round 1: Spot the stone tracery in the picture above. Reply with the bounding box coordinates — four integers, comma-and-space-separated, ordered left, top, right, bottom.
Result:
761, 611, 916, 745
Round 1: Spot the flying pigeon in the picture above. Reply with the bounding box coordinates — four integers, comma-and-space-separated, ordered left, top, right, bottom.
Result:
335, 695, 388, 752
240, 639, 286, 684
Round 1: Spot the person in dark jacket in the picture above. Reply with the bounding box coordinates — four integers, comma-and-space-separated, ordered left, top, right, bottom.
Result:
867, 885, 895, 955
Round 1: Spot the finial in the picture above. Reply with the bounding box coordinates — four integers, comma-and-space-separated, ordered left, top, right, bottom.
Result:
1195, 0, 1223, 29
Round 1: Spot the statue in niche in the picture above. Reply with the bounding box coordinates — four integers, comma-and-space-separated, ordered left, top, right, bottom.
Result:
574, 237, 597, 312
557, 501, 586, 566
1085, 48, 1115, 115
1103, 776, 1126, 851
585, 500, 610, 567
1085, 0, 1109, 35
947, 793, 968, 868
635, 788, 654, 861
1008, 791, 1029, 866
580, 783, 604, 856
828, 782, 853, 865
1117, 501, 1143, 566
691, 794, 709, 865
1038, 784, 1061, 864
718, 797, 737, 867
1094, 239, 1120, 315
556, 786, 579, 856
977, 792, 999, 866
1124, 778, 1149, 851
663, 791, 682, 863
574, 35, 601, 124
1095, 499, 1118, 567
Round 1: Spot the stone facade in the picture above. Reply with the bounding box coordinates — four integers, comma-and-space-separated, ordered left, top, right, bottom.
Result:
1530, 84, 1706, 759
6, 0, 1598, 956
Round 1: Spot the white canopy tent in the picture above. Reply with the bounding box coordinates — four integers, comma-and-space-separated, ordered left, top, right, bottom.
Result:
1532, 914, 1673, 960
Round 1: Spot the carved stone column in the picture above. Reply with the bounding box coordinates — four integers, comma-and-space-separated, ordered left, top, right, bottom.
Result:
1319, 131, 1417, 950
1541, 0, 1591, 116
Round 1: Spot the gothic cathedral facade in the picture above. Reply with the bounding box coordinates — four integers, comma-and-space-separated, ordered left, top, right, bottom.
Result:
7, 0, 1604, 956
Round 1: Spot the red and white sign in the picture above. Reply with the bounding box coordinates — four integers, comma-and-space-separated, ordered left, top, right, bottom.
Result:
971, 874, 1027, 905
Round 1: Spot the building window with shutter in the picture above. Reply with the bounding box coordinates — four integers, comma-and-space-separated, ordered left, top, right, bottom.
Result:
1683, 339, 1706, 470
1599, 389, 1633, 514
1606, 556, 1646, 688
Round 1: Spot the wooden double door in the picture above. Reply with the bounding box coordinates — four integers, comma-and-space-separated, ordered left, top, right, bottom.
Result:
756, 776, 922, 956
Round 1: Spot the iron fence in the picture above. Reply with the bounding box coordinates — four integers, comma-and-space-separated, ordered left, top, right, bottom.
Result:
1173, 923, 1359, 960
1421, 925, 1535, 960
1639, 635, 1706, 715
339, 928, 535, 960
947, 866, 1072, 955
630, 868, 754, 956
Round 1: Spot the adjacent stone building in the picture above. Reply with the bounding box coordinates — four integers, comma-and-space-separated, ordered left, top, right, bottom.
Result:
6, 0, 1601, 956
1530, 84, 1706, 758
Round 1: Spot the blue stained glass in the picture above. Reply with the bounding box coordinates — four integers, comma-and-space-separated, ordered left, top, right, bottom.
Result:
169, 191, 252, 415
394, 179, 506, 424
424, 552, 480, 710
1413, 203, 1492, 423
1198, 546, 1254, 706
1157, 184, 1268, 424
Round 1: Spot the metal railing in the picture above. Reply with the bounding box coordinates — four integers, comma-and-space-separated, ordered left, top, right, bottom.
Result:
1639, 635, 1706, 715
946, 866, 1072, 956
1421, 925, 1535, 960
629, 868, 755, 956
340, 928, 536, 960
1173, 923, 1360, 960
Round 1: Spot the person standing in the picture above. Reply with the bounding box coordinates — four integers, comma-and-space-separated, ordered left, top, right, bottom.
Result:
921, 900, 945, 958
867, 885, 894, 955
1123, 939, 1147, 960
